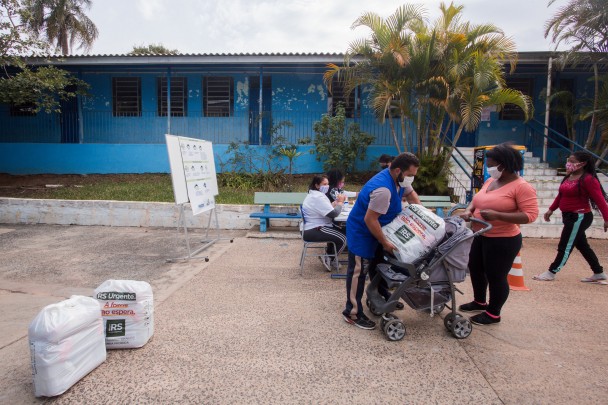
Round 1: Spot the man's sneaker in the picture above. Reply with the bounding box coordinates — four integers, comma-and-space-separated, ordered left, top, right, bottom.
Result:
459, 301, 487, 312
329, 258, 340, 271
533, 271, 556, 281
470, 311, 501, 325
319, 256, 332, 272
342, 313, 376, 330
581, 273, 608, 283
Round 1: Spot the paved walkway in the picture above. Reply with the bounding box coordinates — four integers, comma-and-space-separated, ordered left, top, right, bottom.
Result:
1, 224, 607, 404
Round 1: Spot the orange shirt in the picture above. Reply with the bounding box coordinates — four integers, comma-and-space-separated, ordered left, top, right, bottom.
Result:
470, 177, 539, 237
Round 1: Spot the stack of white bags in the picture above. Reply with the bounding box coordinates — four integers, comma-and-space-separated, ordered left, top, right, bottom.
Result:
28, 280, 154, 397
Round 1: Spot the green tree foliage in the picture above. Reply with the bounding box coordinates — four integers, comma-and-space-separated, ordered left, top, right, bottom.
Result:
326, 2, 532, 168
129, 43, 180, 55
313, 103, 375, 174
24, 0, 98, 55
545, 0, 608, 156
0, 0, 88, 113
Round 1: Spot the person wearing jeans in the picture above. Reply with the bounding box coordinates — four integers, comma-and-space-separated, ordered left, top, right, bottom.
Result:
459, 143, 539, 325
534, 151, 608, 282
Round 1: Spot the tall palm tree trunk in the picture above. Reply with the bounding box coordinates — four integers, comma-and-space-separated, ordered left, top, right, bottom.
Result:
400, 116, 408, 152
388, 114, 402, 154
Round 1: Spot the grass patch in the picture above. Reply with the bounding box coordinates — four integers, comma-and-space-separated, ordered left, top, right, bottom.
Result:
0, 173, 368, 204
50, 178, 175, 202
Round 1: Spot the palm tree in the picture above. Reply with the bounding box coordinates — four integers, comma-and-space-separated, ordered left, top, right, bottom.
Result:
545, 0, 608, 148
323, 4, 426, 153
440, 52, 533, 171
24, 0, 98, 55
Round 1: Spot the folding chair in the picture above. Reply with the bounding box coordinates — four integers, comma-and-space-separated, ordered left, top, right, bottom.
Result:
298, 206, 339, 275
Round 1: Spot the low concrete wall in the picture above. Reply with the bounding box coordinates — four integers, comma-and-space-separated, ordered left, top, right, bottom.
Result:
1, 198, 606, 239
0, 198, 301, 230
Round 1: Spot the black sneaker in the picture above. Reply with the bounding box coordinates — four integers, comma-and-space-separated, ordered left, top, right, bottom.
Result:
342, 312, 376, 330
459, 301, 488, 312
470, 311, 501, 325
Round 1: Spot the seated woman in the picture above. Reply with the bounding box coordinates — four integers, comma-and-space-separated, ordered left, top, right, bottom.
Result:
302, 174, 347, 271
326, 168, 346, 203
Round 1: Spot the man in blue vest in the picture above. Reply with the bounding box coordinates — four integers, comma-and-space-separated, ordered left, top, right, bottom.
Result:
342, 152, 420, 329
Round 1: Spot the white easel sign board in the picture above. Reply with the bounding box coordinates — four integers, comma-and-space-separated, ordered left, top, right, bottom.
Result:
165, 134, 218, 216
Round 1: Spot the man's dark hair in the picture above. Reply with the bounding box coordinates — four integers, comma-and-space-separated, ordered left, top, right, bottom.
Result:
390, 152, 420, 171
485, 143, 523, 173
378, 154, 394, 164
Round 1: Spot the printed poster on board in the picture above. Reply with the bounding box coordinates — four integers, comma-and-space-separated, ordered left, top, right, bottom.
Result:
178, 137, 218, 215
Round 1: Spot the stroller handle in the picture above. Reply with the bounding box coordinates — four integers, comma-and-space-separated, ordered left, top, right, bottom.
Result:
470, 217, 493, 237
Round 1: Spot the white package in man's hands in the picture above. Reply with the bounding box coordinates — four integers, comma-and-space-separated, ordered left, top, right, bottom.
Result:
29, 295, 106, 397
382, 204, 446, 263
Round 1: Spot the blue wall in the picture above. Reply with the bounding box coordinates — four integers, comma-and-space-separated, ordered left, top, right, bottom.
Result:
0, 143, 399, 174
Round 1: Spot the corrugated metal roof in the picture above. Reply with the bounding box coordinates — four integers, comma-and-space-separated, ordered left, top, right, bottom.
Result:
53, 52, 344, 57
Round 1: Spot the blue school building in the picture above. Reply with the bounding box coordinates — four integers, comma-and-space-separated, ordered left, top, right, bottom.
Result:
0, 52, 601, 174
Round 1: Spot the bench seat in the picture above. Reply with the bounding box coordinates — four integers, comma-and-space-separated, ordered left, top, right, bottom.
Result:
418, 195, 453, 217
249, 192, 307, 232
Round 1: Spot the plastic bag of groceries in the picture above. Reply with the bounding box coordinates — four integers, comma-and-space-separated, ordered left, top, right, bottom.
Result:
28, 295, 106, 397
95, 279, 154, 349
382, 204, 446, 263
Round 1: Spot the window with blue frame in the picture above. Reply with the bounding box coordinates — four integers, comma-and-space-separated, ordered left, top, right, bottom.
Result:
329, 77, 359, 118
112, 77, 141, 117
203, 76, 233, 117
500, 78, 533, 121
157, 77, 187, 117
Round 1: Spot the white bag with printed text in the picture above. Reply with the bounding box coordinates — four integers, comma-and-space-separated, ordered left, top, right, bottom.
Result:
95, 279, 154, 349
382, 204, 446, 263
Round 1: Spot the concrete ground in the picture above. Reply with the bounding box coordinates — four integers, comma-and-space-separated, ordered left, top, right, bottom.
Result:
0, 224, 607, 404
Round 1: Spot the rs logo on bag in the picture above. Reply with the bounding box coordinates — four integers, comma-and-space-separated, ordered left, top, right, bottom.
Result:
394, 225, 415, 244
106, 319, 126, 337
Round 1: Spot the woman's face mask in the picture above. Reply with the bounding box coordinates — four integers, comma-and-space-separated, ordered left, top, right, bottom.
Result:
487, 165, 503, 180
319, 185, 329, 194
565, 162, 581, 173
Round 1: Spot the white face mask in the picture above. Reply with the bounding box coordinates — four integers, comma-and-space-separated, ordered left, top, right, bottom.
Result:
399, 176, 415, 188
319, 185, 329, 194
487, 166, 503, 180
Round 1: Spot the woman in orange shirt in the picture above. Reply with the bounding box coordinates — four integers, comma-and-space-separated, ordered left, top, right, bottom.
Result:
460, 143, 539, 325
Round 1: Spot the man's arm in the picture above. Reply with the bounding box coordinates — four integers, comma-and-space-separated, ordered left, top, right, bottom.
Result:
405, 189, 421, 204
364, 209, 397, 252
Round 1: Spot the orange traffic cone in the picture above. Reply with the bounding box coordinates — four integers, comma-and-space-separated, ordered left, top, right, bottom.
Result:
508, 251, 530, 291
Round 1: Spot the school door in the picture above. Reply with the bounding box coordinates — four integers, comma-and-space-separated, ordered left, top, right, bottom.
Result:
60, 86, 79, 143
248, 76, 272, 145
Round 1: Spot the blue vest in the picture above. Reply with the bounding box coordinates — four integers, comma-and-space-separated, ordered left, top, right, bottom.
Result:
346, 169, 404, 258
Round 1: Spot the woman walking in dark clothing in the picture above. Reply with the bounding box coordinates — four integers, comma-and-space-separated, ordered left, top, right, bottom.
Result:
534, 151, 608, 283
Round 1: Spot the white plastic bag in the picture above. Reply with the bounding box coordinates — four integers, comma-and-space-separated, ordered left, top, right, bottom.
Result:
28, 295, 106, 397
95, 280, 154, 349
382, 204, 446, 263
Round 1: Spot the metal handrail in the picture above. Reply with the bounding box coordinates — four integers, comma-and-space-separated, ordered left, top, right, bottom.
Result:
527, 118, 608, 171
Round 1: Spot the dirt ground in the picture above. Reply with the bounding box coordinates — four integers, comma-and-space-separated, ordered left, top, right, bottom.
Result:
0, 173, 169, 199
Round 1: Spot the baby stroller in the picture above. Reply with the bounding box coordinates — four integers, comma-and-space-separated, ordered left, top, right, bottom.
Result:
365, 217, 492, 341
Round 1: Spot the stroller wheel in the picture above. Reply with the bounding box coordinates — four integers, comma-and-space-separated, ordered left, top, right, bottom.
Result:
380, 313, 398, 330
366, 299, 382, 316
443, 313, 463, 331
451, 318, 472, 339
383, 319, 406, 341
